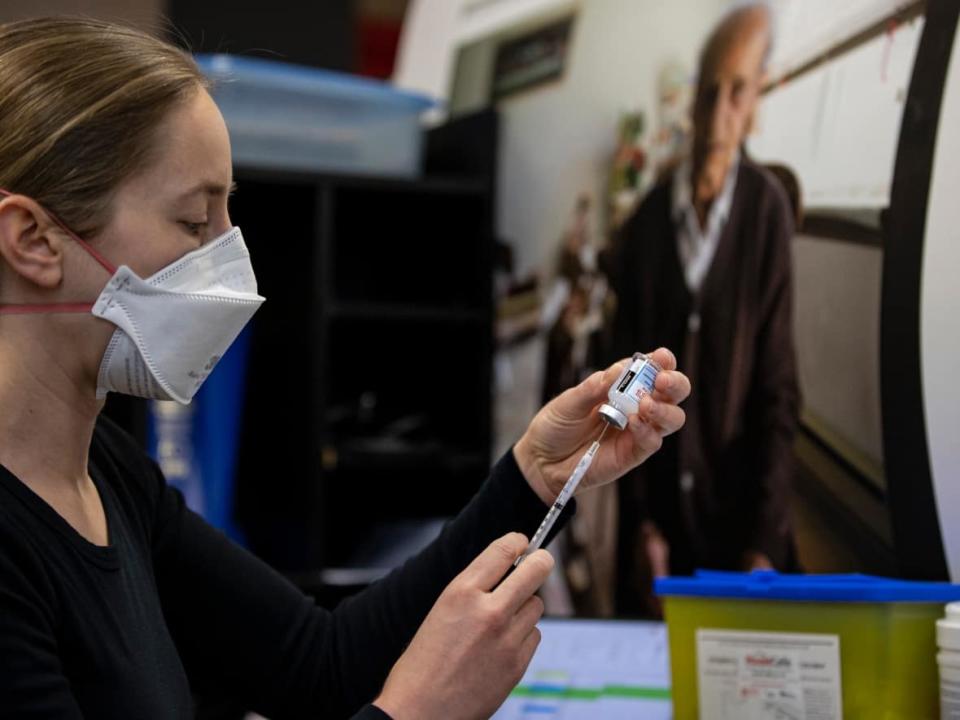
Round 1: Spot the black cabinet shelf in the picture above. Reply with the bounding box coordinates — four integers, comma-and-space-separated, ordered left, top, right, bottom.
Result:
327, 302, 488, 323
235, 166, 488, 197
322, 440, 488, 474
233, 111, 499, 573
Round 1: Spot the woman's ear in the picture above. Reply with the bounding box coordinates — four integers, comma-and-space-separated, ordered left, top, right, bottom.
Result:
0, 194, 66, 290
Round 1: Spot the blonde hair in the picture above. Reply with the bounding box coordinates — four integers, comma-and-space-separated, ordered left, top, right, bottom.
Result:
0, 17, 207, 237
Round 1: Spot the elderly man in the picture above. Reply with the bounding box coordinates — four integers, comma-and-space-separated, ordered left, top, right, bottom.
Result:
611, 4, 800, 614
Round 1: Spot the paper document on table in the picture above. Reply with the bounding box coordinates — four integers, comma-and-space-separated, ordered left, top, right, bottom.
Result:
492, 619, 672, 719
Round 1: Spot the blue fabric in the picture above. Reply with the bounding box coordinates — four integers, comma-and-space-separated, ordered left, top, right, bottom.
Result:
147, 325, 252, 543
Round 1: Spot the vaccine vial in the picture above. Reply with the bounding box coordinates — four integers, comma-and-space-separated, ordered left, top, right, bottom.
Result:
599, 352, 661, 430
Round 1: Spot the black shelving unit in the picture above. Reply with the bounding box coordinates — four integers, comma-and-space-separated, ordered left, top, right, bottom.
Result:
233, 112, 498, 573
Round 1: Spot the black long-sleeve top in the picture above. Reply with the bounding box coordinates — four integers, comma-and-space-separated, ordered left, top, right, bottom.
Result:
0, 415, 570, 718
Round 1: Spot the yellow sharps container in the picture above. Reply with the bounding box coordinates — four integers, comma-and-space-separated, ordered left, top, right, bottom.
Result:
656, 570, 960, 719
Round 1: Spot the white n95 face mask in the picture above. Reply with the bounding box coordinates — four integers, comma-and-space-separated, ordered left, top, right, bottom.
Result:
92, 227, 265, 404
0, 188, 264, 405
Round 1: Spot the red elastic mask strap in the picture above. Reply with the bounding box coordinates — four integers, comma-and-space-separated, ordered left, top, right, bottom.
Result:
0, 188, 117, 275
0, 303, 94, 315
0, 188, 115, 315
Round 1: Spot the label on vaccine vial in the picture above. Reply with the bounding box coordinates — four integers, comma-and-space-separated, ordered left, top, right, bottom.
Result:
620, 359, 657, 401
697, 629, 842, 720
634, 360, 658, 394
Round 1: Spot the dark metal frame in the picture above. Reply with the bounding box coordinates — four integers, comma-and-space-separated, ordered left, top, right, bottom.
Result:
881, 0, 960, 579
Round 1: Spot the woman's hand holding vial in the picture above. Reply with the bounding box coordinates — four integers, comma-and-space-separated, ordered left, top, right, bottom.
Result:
513, 347, 689, 508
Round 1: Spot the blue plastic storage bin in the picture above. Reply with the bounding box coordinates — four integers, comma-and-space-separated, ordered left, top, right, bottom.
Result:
196, 54, 434, 177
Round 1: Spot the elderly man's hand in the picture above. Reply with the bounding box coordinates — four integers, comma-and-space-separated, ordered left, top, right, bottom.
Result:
514, 348, 690, 505
743, 551, 774, 572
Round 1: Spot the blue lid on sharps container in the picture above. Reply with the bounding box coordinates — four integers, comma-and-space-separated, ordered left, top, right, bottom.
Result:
655, 570, 960, 602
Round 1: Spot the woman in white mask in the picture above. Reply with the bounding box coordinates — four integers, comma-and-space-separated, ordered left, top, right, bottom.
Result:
0, 17, 689, 720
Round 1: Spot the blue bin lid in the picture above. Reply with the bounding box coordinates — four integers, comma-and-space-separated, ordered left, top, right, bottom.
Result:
195, 54, 435, 112
655, 570, 960, 602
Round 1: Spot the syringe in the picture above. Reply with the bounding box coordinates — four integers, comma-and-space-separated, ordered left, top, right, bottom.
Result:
515, 424, 609, 566
514, 353, 661, 566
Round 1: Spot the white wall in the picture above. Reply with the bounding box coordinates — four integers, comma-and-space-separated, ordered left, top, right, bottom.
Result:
921, 16, 960, 581
494, 0, 731, 277
393, 0, 461, 110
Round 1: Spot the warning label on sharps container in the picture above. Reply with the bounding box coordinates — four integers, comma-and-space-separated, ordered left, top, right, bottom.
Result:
697, 629, 842, 720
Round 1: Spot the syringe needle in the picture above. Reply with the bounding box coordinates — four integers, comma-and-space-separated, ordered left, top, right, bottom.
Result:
514, 425, 607, 566
596, 423, 609, 444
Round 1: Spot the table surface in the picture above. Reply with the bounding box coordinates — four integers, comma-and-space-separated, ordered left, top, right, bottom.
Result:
491, 619, 672, 719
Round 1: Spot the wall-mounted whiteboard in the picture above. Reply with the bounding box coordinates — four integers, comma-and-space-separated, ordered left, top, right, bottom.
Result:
750, 16, 923, 209
766, 0, 919, 83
